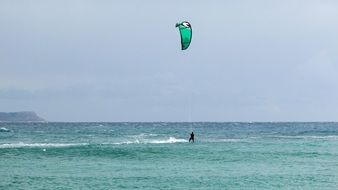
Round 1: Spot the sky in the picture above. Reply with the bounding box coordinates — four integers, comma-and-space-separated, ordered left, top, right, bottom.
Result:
1, 0, 338, 122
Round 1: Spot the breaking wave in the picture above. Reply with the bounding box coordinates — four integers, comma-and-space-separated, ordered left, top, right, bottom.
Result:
0, 127, 10, 132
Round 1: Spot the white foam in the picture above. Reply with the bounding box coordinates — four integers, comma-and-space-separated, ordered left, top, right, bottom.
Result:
0, 127, 10, 132
148, 137, 188, 144
0, 142, 89, 148
112, 141, 138, 145
112, 137, 187, 145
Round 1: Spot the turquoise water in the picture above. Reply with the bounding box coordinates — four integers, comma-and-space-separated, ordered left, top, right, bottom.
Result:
1, 122, 338, 189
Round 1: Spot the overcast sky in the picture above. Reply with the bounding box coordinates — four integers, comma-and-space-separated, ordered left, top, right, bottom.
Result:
1, 0, 338, 121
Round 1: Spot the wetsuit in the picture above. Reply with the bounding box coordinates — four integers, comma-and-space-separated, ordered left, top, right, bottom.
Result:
189, 132, 194, 142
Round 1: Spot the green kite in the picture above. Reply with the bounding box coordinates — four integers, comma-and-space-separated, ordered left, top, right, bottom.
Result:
176, 21, 192, 50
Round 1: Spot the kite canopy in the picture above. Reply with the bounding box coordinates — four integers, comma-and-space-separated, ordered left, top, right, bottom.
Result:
176, 21, 192, 50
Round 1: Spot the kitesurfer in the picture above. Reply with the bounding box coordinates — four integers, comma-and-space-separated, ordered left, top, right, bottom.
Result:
189, 132, 194, 143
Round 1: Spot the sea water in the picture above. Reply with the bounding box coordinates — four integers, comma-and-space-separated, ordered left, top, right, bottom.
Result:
0, 122, 338, 189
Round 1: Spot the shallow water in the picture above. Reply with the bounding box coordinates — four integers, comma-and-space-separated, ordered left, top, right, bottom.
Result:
1, 122, 338, 189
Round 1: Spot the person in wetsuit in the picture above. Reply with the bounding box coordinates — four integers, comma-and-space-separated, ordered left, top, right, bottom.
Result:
189, 132, 194, 143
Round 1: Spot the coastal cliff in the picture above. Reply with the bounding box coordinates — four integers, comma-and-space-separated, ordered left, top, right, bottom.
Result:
0, 112, 45, 122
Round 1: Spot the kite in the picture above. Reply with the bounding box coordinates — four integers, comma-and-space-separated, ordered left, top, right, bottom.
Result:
176, 21, 192, 50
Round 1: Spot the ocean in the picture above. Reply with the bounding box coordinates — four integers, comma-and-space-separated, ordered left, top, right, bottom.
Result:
0, 122, 338, 189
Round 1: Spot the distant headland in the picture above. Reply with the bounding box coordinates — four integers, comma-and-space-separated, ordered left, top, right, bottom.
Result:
0, 112, 45, 122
